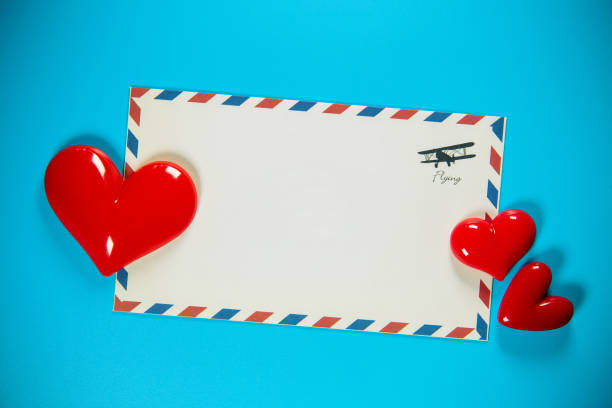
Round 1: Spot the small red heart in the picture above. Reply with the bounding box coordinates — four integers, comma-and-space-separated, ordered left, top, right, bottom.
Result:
450, 209, 536, 280
498, 262, 573, 330
45, 145, 197, 276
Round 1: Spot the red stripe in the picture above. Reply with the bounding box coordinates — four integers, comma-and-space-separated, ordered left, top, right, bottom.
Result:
457, 114, 484, 125
391, 109, 418, 120
323, 104, 350, 114
189, 93, 215, 103
178, 306, 207, 317
446, 327, 474, 338
129, 98, 141, 126
124, 162, 134, 178
379, 322, 408, 333
312, 316, 341, 328
479, 280, 491, 308
490, 146, 501, 175
245, 311, 273, 322
130, 88, 149, 98
114, 296, 140, 312
256, 98, 283, 109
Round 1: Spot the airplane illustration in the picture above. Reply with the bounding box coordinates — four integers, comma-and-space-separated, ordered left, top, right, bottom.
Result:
417, 142, 476, 168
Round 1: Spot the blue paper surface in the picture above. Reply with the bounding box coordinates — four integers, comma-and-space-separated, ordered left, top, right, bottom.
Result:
1, 1, 611, 406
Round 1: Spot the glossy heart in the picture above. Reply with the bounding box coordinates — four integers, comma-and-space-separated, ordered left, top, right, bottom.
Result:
450, 209, 536, 280
498, 262, 573, 330
45, 145, 197, 276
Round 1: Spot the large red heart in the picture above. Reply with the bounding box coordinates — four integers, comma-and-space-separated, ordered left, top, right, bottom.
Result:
45, 145, 197, 276
498, 262, 573, 330
450, 209, 536, 280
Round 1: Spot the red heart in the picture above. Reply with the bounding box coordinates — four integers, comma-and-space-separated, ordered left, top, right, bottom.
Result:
450, 209, 536, 280
45, 145, 197, 276
498, 262, 573, 330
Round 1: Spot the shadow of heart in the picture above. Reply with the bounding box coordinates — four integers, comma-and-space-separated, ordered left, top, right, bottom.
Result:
496, 322, 571, 359
506, 200, 545, 233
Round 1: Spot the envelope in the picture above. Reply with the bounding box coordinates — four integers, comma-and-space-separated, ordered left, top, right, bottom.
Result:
114, 87, 506, 341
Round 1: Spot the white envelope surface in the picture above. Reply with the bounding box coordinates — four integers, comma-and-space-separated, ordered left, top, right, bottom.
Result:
114, 87, 506, 341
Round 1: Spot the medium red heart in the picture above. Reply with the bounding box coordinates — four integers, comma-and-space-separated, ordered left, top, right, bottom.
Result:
498, 262, 573, 330
45, 145, 197, 276
450, 209, 536, 280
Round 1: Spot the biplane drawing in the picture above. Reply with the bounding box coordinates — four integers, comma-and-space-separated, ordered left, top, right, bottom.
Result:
417, 142, 476, 168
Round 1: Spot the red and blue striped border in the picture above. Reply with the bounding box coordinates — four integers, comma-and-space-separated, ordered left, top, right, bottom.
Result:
128, 88, 504, 210
128, 87, 504, 125
119, 87, 502, 341
114, 289, 489, 339
116, 265, 491, 340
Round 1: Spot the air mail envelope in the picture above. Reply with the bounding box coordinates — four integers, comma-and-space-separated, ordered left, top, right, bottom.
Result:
114, 87, 506, 341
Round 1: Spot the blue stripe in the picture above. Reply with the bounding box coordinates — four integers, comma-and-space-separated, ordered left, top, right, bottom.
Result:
127, 130, 138, 157
346, 319, 375, 330
357, 107, 383, 117
487, 180, 499, 208
212, 308, 240, 320
155, 90, 182, 101
290, 101, 316, 111
414, 324, 442, 336
278, 314, 307, 325
476, 313, 488, 340
145, 303, 173, 314
424, 112, 451, 122
222, 95, 249, 106
116, 268, 128, 290
491, 117, 504, 142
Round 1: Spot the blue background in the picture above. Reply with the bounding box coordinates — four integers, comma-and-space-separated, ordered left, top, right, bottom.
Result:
1, 1, 611, 407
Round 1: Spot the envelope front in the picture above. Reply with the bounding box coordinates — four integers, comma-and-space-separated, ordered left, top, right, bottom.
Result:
114, 87, 506, 341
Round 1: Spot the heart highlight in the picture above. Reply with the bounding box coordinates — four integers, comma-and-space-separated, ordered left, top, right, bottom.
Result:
450, 209, 536, 281
498, 262, 573, 331
45, 145, 198, 276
